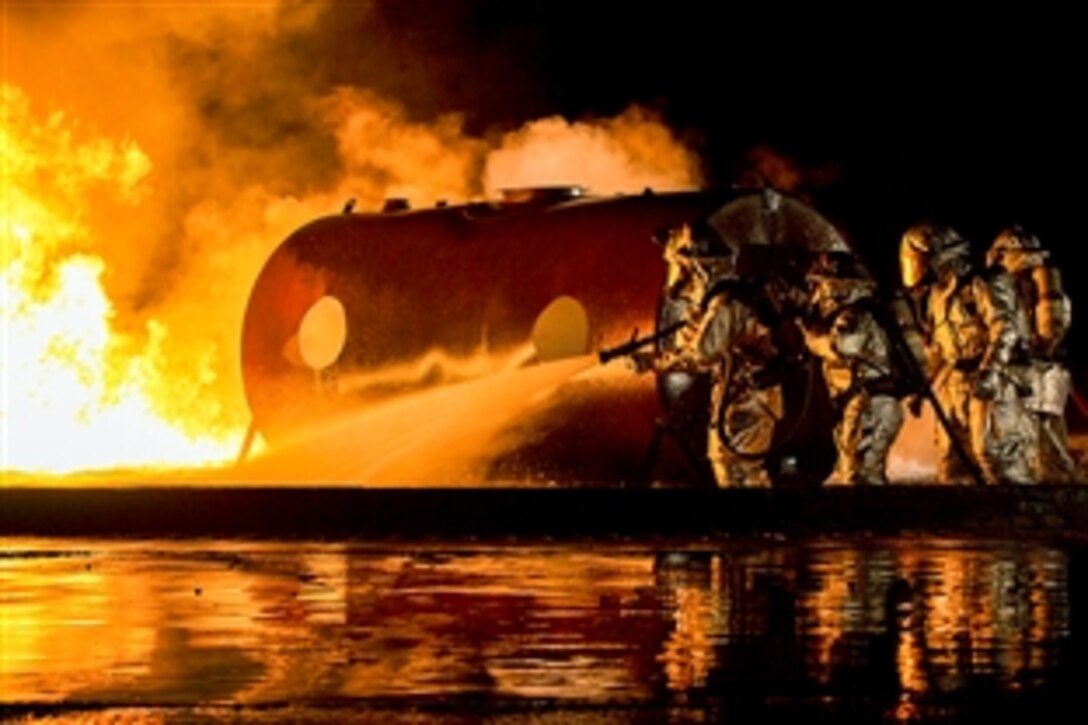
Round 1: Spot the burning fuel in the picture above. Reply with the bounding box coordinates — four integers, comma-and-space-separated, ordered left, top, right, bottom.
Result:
1, 85, 238, 474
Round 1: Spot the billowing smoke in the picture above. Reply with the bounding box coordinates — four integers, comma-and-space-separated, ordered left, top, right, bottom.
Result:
2, 1, 704, 470
483, 107, 704, 196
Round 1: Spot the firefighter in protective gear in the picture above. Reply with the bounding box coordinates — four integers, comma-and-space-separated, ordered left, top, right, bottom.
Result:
657, 224, 712, 354
898, 223, 951, 356
901, 223, 1037, 485
987, 226, 1082, 482
640, 229, 782, 488
801, 251, 904, 485
628, 224, 714, 374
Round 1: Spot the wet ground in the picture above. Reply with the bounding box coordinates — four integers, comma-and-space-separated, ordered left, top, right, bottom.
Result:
4, 535, 1088, 723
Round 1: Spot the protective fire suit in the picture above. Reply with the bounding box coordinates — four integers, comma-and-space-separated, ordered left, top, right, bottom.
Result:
987, 226, 1082, 482
802, 253, 904, 485
669, 278, 784, 488
658, 224, 711, 353
904, 224, 1036, 485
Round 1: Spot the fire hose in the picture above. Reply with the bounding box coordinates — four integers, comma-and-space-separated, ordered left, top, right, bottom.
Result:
714, 348, 820, 461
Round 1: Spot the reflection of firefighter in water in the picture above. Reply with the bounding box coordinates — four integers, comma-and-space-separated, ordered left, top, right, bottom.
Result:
652, 550, 805, 695
634, 226, 784, 488
800, 251, 904, 485
900, 223, 1036, 485
986, 226, 1084, 483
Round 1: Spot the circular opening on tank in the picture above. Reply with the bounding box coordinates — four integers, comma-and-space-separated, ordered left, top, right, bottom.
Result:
531, 295, 589, 362
298, 295, 347, 370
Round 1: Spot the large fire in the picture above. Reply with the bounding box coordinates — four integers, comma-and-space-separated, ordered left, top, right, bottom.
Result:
1, 47, 701, 480
2, 84, 240, 474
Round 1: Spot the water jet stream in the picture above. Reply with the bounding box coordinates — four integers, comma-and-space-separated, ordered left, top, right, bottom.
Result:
230, 354, 600, 485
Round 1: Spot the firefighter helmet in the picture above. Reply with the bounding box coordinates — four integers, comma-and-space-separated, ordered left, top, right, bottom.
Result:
900, 223, 968, 288
987, 225, 1047, 273
683, 223, 736, 281
806, 251, 875, 315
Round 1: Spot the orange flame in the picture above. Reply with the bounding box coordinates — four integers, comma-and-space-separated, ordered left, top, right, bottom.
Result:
2, 84, 238, 474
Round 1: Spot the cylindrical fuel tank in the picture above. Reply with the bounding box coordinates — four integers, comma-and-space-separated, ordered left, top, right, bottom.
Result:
241, 187, 846, 486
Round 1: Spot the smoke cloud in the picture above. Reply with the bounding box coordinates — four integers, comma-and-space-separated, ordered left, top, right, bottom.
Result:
484, 107, 703, 197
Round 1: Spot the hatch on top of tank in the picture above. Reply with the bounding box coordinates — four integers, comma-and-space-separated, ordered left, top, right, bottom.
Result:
499, 185, 587, 205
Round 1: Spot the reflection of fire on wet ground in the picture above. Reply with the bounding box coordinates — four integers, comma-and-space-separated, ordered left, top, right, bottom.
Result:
1, 537, 1077, 719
